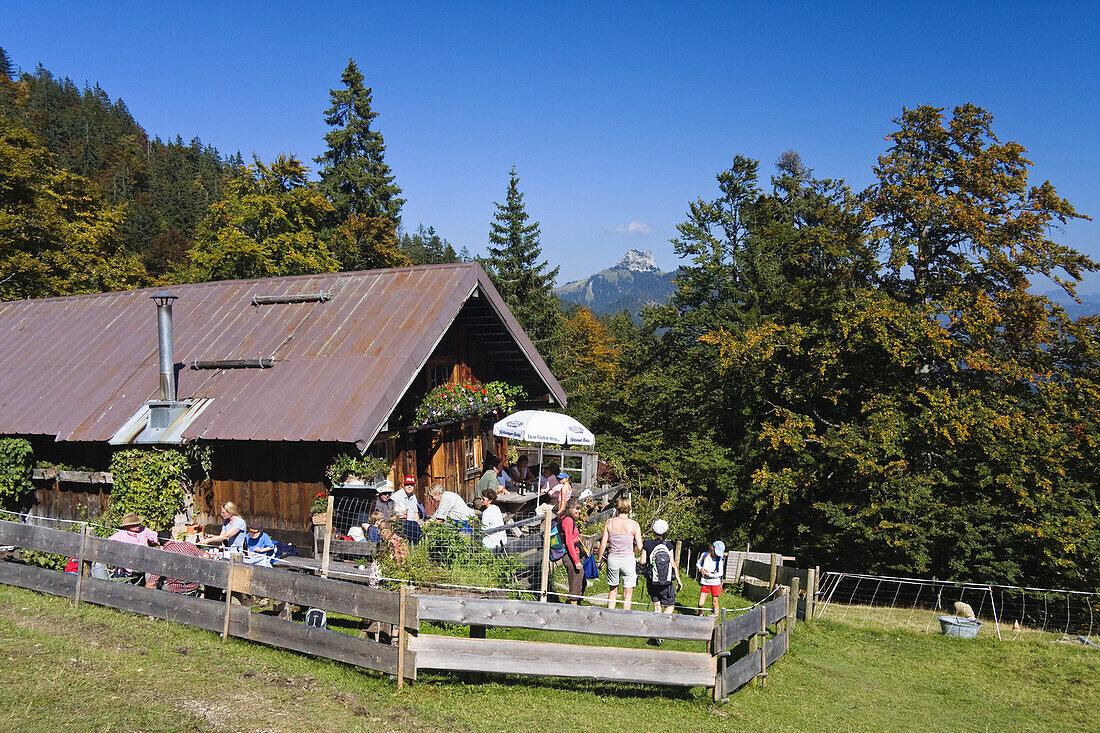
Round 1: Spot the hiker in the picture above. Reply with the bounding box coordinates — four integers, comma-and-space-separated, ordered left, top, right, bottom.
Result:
368, 480, 396, 521
597, 495, 643, 610
640, 519, 682, 622
697, 540, 726, 615
95, 512, 155, 581
243, 522, 276, 566
202, 502, 247, 554
145, 531, 208, 595
392, 475, 424, 544
549, 471, 572, 512
428, 482, 478, 524
507, 454, 536, 486
478, 487, 506, 551
560, 499, 585, 605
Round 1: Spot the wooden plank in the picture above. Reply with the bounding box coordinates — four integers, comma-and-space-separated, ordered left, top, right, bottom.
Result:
721, 649, 761, 692
0, 559, 77, 597
416, 595, 715, 642
82, 535, 230, 588
741, 558, 774, 583
248, 565, 416, 628
245, 612, 408, 678
765, 629, 787, 667
0, 520, 83, 557
81, 578, 248, 636
714, 605, 762, 650
764, 595, 787, 627
408, 634, 715, 687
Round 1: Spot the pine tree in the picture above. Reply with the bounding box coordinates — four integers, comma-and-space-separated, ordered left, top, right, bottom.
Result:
315, 59, 404, 224
483, 166, 564, 363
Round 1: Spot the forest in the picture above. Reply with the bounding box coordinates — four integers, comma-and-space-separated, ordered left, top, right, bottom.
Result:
1, 47, 1097, 593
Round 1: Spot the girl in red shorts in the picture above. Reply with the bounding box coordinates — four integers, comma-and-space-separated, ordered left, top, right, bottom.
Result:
696, 540, 726, 615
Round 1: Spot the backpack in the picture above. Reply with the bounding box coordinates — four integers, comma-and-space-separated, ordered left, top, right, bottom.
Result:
548, 517, 567, 562
648, 542, 674, 585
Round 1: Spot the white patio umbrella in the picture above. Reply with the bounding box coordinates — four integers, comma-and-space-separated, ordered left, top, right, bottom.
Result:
492, 410, 594, 486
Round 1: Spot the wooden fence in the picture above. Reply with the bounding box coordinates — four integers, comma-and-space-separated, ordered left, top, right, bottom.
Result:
0, 519, 790, 698
730, 552, 820, 621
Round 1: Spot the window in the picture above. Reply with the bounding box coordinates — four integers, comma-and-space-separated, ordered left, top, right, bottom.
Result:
429, 364, 451, 389
463, 421, 481, 476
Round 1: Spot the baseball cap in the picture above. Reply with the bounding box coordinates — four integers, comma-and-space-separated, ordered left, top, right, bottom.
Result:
712, 540, 726, 556
403, 475, 416, 485
556, 471, 570, 480
652, 519, 669, 535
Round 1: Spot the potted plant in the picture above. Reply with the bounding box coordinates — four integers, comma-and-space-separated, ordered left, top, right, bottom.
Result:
310, 491, 330, 525
413, 380, 525, 427
324, 453, 390, 487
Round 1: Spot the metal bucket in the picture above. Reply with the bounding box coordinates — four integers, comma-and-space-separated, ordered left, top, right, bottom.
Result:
939, 615, 982, 638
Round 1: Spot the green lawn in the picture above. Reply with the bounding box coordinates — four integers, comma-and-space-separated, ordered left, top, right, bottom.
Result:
0, 583, 1096, 732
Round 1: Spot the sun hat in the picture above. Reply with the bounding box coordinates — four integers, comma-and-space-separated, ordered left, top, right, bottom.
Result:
652, 519, 669, 535
712, 540, 726, 557
403, 475, 416, 485
119, 512, 142, 528
248, 522, 262, 531
377, 480, 394, 493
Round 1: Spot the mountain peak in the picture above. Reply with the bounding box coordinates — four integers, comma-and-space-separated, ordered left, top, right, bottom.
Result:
614, 249, 659, 272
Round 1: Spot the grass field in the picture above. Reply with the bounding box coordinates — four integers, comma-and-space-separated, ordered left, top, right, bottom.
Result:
1, 583, 1097, 732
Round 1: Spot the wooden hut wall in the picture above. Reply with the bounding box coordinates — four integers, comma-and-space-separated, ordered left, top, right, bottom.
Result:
203, 440, 343, 547
24, 438, 112, 522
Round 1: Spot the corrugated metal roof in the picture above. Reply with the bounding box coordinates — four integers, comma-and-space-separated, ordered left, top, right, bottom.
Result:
0, 263, 566, 448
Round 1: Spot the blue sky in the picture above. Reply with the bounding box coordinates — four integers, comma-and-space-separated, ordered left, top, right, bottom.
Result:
3, 1, 1099, 291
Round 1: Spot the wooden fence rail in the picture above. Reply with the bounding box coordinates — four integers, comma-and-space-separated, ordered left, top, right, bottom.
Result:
0, 519, 790, 697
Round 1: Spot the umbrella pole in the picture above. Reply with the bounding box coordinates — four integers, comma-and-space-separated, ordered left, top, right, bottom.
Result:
538, 443, 544, 490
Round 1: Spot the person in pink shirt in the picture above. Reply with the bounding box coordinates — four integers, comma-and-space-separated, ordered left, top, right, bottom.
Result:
134, 516, 160, 546
108, 513, 153, 547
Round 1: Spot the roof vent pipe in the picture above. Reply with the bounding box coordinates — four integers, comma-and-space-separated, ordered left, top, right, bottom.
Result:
151, 292, 179, 401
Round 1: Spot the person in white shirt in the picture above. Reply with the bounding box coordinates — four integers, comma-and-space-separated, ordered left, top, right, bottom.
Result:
478, 487, 506, 551
393, 475, 424, 544
428, 482, 478, 523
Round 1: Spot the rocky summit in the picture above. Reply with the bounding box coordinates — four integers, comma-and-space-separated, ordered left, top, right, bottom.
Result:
555, 249, 677, 316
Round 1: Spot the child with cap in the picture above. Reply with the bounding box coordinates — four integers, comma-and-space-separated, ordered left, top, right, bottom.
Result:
696, 540, 726, 615
244, 522, 276, 567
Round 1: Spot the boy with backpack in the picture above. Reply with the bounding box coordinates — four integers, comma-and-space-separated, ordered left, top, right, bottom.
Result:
640, 519, 683, 641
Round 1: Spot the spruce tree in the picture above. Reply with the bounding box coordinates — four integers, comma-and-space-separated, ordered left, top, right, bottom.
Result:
483, 166, 564, 364
315, 59, 404, 224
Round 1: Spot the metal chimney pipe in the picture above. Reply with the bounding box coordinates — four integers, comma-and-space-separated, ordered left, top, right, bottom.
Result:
150, 292, 179, 401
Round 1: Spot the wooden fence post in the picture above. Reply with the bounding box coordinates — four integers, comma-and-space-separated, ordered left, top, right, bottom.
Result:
74, 523, 89, 607
781, 585, 790, 654
747, 606, 760, 688
222, 554, 235, 641
674, 540, 682, 570
789, 576, 800, 633
320, 495, 335, 578
758, 597, 768, 688
713, 608, 726, 702
539, 511, 552, 602
397, 584, 408, 690
805, 566, 816, 622
768, 553, 778, 590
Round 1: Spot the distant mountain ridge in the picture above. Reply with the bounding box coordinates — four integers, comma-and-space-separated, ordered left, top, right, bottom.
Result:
556, 249, 677, 316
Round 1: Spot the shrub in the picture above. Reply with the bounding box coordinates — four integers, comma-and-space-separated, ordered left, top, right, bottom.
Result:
0, 438, 34, 510
106, 448, 190, 531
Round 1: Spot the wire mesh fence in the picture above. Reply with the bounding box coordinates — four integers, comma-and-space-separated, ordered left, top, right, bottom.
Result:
817, 571, 1099, 646
323, 485, 717, 609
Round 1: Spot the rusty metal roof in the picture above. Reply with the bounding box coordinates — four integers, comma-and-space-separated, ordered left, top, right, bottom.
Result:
0, 263, 566, 449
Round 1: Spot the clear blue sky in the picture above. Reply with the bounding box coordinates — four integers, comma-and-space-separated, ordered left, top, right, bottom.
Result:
3, 1, 1099, 291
